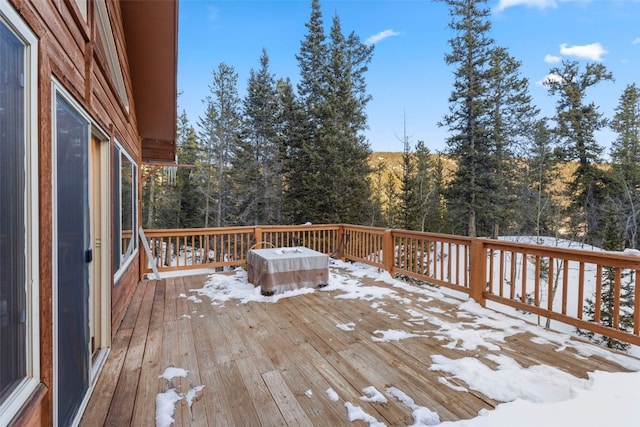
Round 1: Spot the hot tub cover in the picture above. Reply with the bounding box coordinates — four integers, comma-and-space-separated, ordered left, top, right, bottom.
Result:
247, 247, 329, 295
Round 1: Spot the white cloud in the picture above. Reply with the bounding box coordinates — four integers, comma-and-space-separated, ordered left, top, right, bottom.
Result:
633, 37, 640, 45
365, 29, 401, 45
495, 0, 557, 12
544, 54, 561, 63
559, 42, 607, 61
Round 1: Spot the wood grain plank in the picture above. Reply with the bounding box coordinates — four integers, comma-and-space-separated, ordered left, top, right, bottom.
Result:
131, 281, 165, 426
163, 276, 178, 322
104, 281, 156, 426
117, 277, 148, 331
262, 370, 313, 427
235, 357, 287, 427
79, 327, 133, 426
176, 300, 207, 426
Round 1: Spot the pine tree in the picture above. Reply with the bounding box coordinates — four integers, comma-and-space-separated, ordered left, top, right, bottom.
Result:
383, 171, 399, 228
289, 1, 374, 224
199, 62, 241, 227
230, 49, 282, 226
609, 83, 640, 248
397, 130, 419, 231
296, 0, 326, 120
286, 0, 327, 224
522, 119, 561, 239
177, 124, 205, 228
485, 46, 539, 237
429, 153, 449, 233
545, 60, 613, 246
318, 14, 374, 224
369, 161, 389, 227
580, 202, 635, 351
414, 141, 441, 232
439, 0, 495, 237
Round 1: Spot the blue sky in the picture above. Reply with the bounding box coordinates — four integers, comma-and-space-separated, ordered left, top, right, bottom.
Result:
178, 0, 640, 154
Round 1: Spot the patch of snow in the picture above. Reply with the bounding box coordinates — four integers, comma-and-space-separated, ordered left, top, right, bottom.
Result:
159, 367, 188, 381
359, 386, 387, 403
371, 329, 424, 342
337, 322, 356, 331
185, 385, 205, 408
156, 268, 219, 279
430, 354, 588, 403
193, 269, 315, 306
155, 388, 182, 427
344, 402, 386, 427
437, 376, 468, 392
439, 371, 640, 427
326, 387, 340, 402
387, 386, 440, 426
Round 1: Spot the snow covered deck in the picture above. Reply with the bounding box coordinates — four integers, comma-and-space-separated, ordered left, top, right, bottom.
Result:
80, 262, 640, 426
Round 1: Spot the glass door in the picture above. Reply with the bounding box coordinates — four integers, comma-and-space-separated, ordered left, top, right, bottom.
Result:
54, 95, 91, 426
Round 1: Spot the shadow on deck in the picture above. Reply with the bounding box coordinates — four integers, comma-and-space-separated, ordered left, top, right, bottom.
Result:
80, 264, 636, 426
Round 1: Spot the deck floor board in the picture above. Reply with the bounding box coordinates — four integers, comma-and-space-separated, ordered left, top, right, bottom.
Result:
82, 267, 637, 426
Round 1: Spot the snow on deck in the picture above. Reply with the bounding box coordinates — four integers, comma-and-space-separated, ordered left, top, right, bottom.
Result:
81, 261, 640, 427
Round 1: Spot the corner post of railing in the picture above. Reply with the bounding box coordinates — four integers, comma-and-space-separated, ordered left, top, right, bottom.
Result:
383, 229, 394, 276
470, 238, 487, 307
254, 226, 263, 248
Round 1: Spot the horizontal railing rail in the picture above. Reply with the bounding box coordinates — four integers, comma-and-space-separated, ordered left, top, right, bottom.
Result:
140, 225, 640, 346
140, 225, 341, 273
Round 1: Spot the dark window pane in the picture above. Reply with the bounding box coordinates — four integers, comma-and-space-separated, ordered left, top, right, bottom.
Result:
113, 146, 137, 280
55, 95, 90, 426
121, 154, 134, 260
0, 20, 26, 403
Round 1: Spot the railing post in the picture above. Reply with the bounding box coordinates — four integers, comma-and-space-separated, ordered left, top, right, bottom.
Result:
470, 239, 487, 307
338, 224, 346, 261
254, 227, 262, 248
383, 229, 394, 276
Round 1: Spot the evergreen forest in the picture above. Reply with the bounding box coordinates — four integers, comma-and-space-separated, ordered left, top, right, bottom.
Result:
143, 0, 640, 255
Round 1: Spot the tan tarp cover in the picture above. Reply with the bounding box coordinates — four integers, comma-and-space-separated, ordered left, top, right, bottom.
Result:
247, 247, 329, 295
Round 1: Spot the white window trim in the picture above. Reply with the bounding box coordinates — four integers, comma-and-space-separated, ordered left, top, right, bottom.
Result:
113, 141, 138, 282
0, 1, 40, 425
51, 79, 114, 426
95, 0, 129, 112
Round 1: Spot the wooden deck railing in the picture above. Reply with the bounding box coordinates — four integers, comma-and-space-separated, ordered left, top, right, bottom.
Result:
140, 224, 640, 346
140, 225, 341, 273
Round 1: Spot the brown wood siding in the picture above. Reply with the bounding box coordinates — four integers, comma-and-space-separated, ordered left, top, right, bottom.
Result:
112, 257, 140, 333
6, 0, 148, 424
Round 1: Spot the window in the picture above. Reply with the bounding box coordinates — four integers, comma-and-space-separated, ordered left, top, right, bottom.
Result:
95, 0, 129, 112
0, 1, 39, 424
113, 143, 137, 281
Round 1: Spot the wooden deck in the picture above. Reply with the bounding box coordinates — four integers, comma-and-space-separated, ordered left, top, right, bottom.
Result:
81, 266, 636, 426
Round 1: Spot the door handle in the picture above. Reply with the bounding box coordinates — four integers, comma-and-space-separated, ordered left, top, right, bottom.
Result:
85, 248, 93, 263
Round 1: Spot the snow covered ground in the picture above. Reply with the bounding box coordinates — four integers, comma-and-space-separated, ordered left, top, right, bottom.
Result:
155, 257, 640, 427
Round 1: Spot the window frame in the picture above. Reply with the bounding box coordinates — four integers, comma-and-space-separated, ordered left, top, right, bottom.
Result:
113, 141, 138, 282
0, 1, 40, 424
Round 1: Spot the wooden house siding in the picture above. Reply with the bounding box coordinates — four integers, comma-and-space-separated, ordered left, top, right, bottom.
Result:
2, 1, 176, 425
